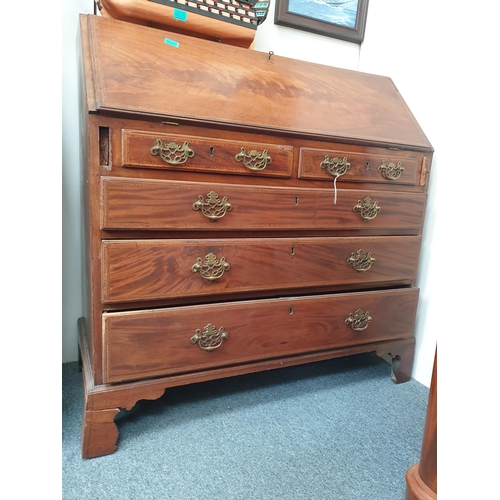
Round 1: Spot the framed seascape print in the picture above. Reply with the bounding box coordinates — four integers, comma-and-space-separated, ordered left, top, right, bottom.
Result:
274, 0, 369, 44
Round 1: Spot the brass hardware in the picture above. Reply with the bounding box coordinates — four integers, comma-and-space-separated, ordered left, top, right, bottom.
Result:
420, 157, 429, 186
347, 249, 376, 272
209, 146, 215, 157
291, 247, 295, 255
320, 156, 351, 178
378, 160, 404, 180
190, 323, 228, 351
295, 197, 299, 205
235, 147, 272, 171
150, 139, 195, 165
345, 309, 372, 331
365, 162, 370, 170
191, 253, 230, 281
353, 197, 381, 222
193, 191, 232, 221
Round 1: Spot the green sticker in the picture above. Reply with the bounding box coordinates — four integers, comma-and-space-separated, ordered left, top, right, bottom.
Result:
173, 9, 188, 22
164, 38, 179, 48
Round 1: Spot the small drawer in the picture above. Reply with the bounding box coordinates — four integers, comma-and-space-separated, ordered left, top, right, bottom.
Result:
121, 129, 293, 178
298, 146, 424, 186
101, 177, 427, 232
103, 288, 419, 383
101, 236, 422, 304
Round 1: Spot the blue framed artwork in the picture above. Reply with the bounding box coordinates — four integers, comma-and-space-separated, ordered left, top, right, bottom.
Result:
274, 0, 369, 44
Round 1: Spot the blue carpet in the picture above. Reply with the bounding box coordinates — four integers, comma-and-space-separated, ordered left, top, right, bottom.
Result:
62, 353, 429, 499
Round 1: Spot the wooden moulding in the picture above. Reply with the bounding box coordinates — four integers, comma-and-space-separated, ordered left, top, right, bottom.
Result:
406, 464, 437, 500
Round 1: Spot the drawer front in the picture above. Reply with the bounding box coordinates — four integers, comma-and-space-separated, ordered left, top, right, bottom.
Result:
102, 236, 422, 303
103, 288, 419, 383
101, 177, 426, 232
121, 130, 293, 178
298, 147, 423, 186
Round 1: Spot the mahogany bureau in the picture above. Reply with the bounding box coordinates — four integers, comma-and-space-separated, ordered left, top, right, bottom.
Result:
77, 14, 433, 458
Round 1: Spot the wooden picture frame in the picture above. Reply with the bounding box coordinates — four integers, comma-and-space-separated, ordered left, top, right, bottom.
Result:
274, 0, 369, 44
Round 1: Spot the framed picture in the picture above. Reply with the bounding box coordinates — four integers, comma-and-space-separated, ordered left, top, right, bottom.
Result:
274, 0, 369, 44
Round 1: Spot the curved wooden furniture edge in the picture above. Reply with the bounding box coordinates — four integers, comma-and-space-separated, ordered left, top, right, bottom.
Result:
81, 407, 120, 459
405, 463, 437, 500
376, 337, 415, 384
79, 317, 167, 458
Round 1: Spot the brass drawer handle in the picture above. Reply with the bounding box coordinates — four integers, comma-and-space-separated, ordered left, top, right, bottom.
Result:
345, 309, 372, 331
378, 160, 404, 180
150, 139, 195, 165
353, 197, 381, 221
190, 323, 229, 351
320, 156, 351, 178
193, 191, 232, 221
235, 147, 272, 171
191, 253, 230, 281
347, 249, 376, 272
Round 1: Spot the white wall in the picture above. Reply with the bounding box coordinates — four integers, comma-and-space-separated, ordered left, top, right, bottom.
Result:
358, 1, 443, 387
359, 3, 498, 497
62, 0, 93, 363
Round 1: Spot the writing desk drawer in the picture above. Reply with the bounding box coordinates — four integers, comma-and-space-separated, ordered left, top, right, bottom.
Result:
121, 129, 293, 178
298, 146, 423, 186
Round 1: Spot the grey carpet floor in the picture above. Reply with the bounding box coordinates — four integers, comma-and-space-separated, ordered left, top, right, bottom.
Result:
62, 353, 429, 500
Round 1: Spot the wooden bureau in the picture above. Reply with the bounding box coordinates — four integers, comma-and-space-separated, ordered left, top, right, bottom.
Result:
77, 14, 433, 458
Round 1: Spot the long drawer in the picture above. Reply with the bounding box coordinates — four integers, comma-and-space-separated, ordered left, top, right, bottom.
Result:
103, 288, 419, 383
101, 177, 426, 231
102, 236, 421, 303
